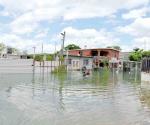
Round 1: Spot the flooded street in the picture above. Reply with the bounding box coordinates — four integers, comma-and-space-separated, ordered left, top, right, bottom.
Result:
0, 70, 150, 125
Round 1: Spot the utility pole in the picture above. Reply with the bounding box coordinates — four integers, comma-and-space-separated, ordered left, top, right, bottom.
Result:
60, 31, 66, 56
33, 46, 36, 59
55, 41, 57, 61
33, 46, 36, 66
42, 43, 43, 54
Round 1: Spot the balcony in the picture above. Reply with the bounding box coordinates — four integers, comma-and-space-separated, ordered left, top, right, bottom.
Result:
93, 56, 109, 62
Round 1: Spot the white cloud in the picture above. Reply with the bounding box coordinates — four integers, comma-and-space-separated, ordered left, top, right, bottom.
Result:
133, 37, 150, 50
117, 17, 150, 50
0, 0, 149, 53
1, 0, 149, 35
122, 7, 149, 19
118, 17, 150, 37
0, 0, 148, 41
35, 32, 48, 39
59, 27, 120, 49
0, 33, 60, 53
1, 0, 149, 18
10, 7, 62, 34
63, 0, 149, 20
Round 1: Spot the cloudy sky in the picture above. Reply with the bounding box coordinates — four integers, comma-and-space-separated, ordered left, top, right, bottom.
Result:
0, 0, 150, 53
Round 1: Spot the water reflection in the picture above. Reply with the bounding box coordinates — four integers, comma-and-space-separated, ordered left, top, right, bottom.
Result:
0, 69, 150, 125
140, 82, 150, 109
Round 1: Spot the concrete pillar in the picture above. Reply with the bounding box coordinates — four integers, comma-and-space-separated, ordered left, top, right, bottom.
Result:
98, 50, 101, 68
98, 50, 100, 57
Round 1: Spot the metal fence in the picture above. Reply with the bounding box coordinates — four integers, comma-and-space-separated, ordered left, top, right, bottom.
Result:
142, 57, 150, 73
123, 61, 141, 72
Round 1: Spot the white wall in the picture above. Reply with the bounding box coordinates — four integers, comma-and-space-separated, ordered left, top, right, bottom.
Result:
0, 59, 60, 73
66, 57, 93, 70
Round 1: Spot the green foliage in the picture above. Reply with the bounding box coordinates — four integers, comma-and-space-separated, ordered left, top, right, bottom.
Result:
129, 48, 150, 61
34, 55, 43, 61
65, 44, 81, 50
129, 48, 143, 61
0, 43, 5, 53
100, 67, 110, 84
33, 54, 54, 61
101, 59, 109, 67
7, 46, 19, 54
12, 48, 19, 53
142, 50, 150, 57
46, 54, 53, 61
107, 46, 121, 51
52, 65, 67, 74
59, 55, 64, 62
27, 55, 33, 59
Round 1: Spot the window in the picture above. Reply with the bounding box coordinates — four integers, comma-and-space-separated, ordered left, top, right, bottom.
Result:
83, 59, 89, 65
68, 59, 72, 65
73, 61, 76, 67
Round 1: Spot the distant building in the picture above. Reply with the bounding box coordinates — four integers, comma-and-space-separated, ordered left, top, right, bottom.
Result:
0, 48, 27, 59
119, 52, 131, 61
67, 48, 120, 68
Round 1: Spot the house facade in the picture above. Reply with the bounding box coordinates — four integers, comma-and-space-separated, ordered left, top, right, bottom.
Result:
65, 55, 93, 70
68, 48, 120, 68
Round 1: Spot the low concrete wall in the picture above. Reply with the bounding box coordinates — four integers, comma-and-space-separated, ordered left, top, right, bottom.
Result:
0, 59, 59, 73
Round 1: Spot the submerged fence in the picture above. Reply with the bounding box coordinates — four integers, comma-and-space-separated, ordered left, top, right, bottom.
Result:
123, 61, 141, 72
142, 57, 150, 73
0, 59, 60, 73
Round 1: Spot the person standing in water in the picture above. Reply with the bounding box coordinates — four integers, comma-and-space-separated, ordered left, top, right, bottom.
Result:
82, 66, 87, 76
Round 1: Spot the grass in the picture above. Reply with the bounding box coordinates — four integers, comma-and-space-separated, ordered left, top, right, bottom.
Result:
52, 65, 67, 74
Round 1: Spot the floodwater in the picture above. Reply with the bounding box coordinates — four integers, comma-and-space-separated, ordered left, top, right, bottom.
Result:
0, 69, 150, 125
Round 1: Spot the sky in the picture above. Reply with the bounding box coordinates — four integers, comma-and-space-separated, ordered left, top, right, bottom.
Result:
0, 0, 150, 53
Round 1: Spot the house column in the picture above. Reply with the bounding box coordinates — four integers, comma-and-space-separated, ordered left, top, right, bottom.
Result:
98, 50, 100, 57
98, 50, 101, 68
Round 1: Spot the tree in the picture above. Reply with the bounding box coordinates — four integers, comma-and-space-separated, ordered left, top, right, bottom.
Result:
7, 47, 19, 54
142, 50, 150, 57
12, 48, 19, 54
65, 44, 81, 50
34, 55, 43, 61
107, 46, 121, 51
46, 54, 53, 61
129, 48, 143, 61
0, 43, 6, 53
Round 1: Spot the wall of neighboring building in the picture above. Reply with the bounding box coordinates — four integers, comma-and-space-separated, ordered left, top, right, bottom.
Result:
119, 52, 130, 61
